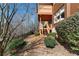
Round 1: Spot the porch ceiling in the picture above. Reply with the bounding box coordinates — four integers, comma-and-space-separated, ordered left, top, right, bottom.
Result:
38, 14, 52, 21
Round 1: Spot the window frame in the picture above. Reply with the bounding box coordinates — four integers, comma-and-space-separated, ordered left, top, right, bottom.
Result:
54, 6, 65, 23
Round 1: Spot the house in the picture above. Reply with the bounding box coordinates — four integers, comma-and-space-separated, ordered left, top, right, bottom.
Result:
53, 3, 79, 24
38, 3, 53, 35
38, 3, 79, 35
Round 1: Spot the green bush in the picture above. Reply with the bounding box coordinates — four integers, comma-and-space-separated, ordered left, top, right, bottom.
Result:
47, 32, 56, 37
55, 12, 79, 51
5, 38, 27, 55
34, 31, 40, 36
44, 36, 57, 48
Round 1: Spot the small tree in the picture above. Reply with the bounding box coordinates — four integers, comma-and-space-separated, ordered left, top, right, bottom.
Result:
0, 3, 34, 56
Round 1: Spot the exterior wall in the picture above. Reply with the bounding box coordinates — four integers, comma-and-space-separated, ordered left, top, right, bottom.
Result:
38, 3, 79, 34
52, 3, 79, 33
53, 3, 65, 24
38, 3, 53, 34
64, 3, 79, 18
38, 3, 53, 21
65, 4, 70, 18
53, 3, 64, 14
38, 4, 53, 15
38, 3, 79, 23
70, 3, 79, 15
53, 3, 78, 22
53, 3, 79, 19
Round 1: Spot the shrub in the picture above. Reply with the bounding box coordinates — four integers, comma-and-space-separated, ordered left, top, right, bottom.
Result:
47, 32, 56, 37
9, 39, 26, 50
5, 38, 27, 55
44, 36, 57, 48
34, 31, 40, 36
55, 12, 79, 51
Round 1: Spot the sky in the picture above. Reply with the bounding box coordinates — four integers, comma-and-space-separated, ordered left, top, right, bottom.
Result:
0, 3, 38, 34
0, 3, 37, 23
15, 3, 37, 21
10, 3, 38, 34
11, 3, 38, 26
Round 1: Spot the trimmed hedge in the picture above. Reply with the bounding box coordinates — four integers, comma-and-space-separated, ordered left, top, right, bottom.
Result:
55, 12, 79, 51
44, 36, 57, 48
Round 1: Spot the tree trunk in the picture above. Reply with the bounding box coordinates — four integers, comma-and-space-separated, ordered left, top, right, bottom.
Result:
0, 43, 4, 56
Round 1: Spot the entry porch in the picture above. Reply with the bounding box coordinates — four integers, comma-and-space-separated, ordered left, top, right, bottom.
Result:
38, 14, 53, 35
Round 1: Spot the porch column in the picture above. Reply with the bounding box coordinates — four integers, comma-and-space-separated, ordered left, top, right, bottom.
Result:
47, 23, 50, 34
66, 3, 71, 18
39, 16, 43, 35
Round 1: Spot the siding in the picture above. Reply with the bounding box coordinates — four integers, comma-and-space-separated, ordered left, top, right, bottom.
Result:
70, 3, 79, 15
53, 3, 64, 14
38, 4, 53, 15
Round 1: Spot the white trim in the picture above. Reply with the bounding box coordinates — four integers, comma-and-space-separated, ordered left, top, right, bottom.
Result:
54, 6, 64, 24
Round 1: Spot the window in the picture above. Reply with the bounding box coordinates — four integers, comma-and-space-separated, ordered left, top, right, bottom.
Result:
57, 15, 60, 19
54, 6, 64, 23
61, 12, 64, 18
